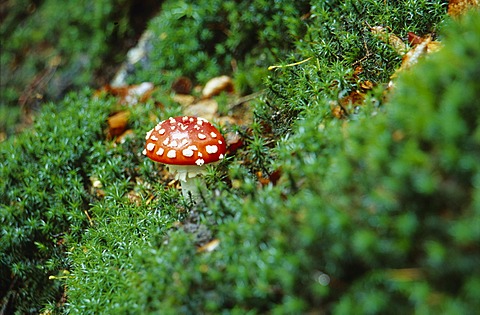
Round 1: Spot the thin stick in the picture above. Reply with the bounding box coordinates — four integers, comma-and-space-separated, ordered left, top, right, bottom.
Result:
268, 57, 313, 70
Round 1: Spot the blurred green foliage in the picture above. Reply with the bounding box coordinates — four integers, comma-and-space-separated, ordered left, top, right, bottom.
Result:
65, 1, 479, 314
0, 90, 113, 313
127, 0, 310, 94
0, 0, 159, 135
2, 0, 479, 313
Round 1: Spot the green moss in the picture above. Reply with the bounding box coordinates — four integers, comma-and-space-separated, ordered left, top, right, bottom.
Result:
66, 7, 479, 314
0, 90, 114, 313
257, 0, 448, 138
127, 0, 310, 94
3, 1, 479, 314
0, 0, 159, 136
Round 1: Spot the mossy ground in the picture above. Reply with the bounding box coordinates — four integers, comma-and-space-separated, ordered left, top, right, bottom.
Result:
1, 1, 479, 314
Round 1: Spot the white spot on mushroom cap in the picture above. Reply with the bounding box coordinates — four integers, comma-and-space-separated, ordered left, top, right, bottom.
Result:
195, 158, 205, 166
156, 148, 164, 156
210, 132, 217, 138
198, 133, 206, 140
182, 148, 194, 157
151, 135, 158, 141
167, 150, 177, 158
159, 129, 166, 135
146, 143, 155, 151
206, 145, 218, 154
145, 130, 153, 140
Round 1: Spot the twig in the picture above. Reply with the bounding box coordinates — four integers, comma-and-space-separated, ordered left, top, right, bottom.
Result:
268, 57, 313, 70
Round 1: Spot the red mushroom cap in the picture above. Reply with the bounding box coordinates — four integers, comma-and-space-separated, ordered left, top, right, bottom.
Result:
143, 116, 226, 166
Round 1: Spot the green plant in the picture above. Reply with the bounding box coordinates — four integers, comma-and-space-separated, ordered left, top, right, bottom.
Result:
127, 0, 310, 93
63, 2, 480, 315
0, 0, 160, 136
0, 90, 113, 313
4, 0, 479, 314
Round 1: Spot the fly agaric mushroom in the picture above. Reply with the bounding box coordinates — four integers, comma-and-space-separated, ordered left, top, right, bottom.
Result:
143, 116, 226, 198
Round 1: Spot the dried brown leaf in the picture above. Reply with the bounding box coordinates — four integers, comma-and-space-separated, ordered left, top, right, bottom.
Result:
448, 0, 479, 17
96, 82, 154, 105
360, 80, 374, 90
202, 75, 234, 99
393, 35, 442, 77
107, 111, 130, 138
225, 131, 244, 154
115, 129, 134, 144
407, 32, 423, 46
171, 76, 193, 94
371, 26, 408, 55
197, 239, 220, 253
183, 99, 218, 120
172, 94, 195, 107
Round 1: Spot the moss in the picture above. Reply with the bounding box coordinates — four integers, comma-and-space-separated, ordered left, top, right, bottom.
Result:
2, 0, 479, 314
0, 0, 160, 136
0, 90, 114, 313
64, 3, 480, 315
127, 0, 310, 94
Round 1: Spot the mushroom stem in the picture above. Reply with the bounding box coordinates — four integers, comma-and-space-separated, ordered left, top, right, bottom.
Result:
179, 176, 203, 200
169, 165, 207, 201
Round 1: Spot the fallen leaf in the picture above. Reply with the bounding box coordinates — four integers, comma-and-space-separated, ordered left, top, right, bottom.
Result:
172, 94, 195, 107
115, 129, 134, 144
127, 190, 142, 206
370, 26, 408, 55
339, 90, 364, 107
171, 76, 193, 94
393, 35, 442, 77
202, 75, 234, 99
124, 82, 155, 105
90, 176, 102, 188
197, 238, 220, 253
89, 176, 105, 198
225, 131, 244, 154
360, 80, 374, 90
107, 111, 130, 138
331, 104, 347, 119
256, 169, 282, 186
96, 82, 154, 105
268, 168, 282, 186
183, 99, 218, 120
448, 0, 479, 17
331, 90, 365, 119
407, 32, 423, 46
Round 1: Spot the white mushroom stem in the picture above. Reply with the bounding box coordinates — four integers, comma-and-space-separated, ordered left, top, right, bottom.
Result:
168, 165, 208, 200
179, 175, 202, 199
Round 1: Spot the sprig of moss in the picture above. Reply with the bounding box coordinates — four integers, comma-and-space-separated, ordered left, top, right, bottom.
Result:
127, 0, 310, 94
66, 5, 479, 315
0, 90, 114, 313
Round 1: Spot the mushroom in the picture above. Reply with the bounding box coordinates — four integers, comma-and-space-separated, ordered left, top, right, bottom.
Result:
143, 116, 226, 199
